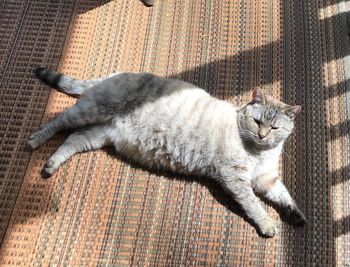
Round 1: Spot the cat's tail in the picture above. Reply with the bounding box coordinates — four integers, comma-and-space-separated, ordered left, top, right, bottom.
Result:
34, 67, 102, 97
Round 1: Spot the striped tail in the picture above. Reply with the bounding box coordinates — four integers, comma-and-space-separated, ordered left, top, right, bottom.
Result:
34, 67, 99, 97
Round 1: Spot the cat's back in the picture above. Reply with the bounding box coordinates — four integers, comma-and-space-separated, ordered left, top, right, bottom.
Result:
81, 72, 199, 115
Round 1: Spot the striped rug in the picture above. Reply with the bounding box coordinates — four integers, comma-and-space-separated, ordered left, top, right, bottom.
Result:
0, 0, 349, 266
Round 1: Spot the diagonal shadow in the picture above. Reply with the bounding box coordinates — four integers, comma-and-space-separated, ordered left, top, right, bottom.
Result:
169, 41, 280, 96
318, 0, 348, 9
330, 165, 350, 186
334, 215, 350, 237
327, 119, 350, 142
0, 1, 78, 246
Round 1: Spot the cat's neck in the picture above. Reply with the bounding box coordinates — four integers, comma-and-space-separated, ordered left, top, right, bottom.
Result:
242, 139, 284, 157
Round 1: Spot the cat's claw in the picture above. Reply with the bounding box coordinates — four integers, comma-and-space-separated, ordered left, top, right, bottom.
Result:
257, 216, 279, 238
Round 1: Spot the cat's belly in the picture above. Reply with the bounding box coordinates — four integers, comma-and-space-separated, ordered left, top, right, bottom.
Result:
113, 136, 198, 175
108, 87, 238, 176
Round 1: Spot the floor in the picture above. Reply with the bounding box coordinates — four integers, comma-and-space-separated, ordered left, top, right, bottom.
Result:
0, 0, 349, 266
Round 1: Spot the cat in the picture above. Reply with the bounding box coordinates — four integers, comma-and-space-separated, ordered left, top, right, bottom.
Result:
28, 67, 307, 237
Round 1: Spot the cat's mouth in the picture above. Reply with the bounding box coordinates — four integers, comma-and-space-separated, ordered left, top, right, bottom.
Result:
255, 136, 274, 145
240, 130, 277, 149
252, 135, 270, 144
253, 136, 281, 150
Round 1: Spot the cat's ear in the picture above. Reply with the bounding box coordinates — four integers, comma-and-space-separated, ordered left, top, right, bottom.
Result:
252, 87, 265, 104
283, 105, 302, 119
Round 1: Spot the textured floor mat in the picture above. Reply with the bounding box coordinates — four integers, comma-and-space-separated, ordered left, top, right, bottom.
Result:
0, 0, 349, 266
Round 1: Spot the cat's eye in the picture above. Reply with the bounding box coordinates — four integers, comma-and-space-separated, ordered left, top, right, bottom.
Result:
254, 118, 261, 126
271, 126, 279, 130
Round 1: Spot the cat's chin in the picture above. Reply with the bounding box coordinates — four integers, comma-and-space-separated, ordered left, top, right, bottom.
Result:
260, 139, 278, 149
255, 142, 277, 150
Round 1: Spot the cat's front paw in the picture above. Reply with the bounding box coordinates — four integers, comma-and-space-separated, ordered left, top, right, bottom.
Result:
257, 216, 278, 238
281, 205, 307, 227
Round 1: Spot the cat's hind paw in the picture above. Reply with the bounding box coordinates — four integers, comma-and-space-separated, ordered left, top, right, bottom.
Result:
26, 133, 42, 150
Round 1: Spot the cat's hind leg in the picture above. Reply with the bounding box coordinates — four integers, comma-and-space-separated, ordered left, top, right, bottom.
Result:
27, 101, 111, 150
35, 67, 104, 97
252, 175, 307, 226
42, 125, 111, 178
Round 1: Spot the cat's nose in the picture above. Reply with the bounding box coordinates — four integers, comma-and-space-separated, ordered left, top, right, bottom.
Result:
258, 132, 266, 139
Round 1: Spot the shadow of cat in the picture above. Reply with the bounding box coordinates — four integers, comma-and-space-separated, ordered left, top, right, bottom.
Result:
98, 146, 300, 238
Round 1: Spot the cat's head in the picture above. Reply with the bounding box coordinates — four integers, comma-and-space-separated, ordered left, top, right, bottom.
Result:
238, 87, 301, 150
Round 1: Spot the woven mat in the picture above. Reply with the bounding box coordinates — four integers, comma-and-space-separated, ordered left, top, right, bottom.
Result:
1, 0, 349, 266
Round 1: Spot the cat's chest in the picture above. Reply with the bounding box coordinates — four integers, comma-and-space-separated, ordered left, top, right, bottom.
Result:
249, 146, 283, 179
251, 158, 278, 179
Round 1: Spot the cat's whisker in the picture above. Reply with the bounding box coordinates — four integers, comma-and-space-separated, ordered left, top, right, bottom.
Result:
282, 149, 291, 159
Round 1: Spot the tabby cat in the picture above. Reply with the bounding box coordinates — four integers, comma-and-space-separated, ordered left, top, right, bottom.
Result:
28, 67, 307, 237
